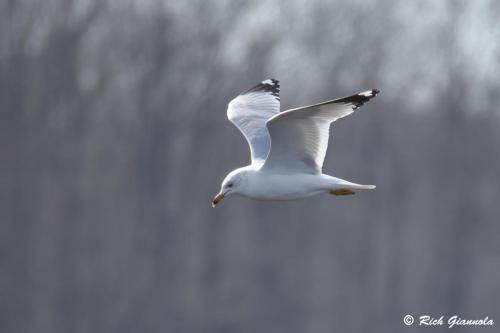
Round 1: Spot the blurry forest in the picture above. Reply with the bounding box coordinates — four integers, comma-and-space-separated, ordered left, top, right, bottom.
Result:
2, 1, 500, 332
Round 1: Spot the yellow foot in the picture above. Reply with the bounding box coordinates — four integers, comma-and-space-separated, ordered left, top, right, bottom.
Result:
330, 188, 355, 196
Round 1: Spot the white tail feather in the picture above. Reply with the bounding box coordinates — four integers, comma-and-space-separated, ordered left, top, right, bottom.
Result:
348, 184, 376, 190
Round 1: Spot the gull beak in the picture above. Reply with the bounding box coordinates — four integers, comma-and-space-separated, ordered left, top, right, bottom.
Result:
211, 193, 225, 208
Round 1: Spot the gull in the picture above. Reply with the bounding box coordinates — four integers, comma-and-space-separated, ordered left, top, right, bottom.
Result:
212, 79, 379, 207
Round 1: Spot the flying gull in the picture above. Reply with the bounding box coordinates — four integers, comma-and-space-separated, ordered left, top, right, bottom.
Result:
212, 79, 379, 207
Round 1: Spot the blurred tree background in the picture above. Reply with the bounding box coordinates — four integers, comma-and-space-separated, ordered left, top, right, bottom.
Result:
1, 0, 500, 332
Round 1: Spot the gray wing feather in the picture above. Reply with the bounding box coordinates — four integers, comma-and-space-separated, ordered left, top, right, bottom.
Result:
263, 89, 380, 174
227, 79, 280, 165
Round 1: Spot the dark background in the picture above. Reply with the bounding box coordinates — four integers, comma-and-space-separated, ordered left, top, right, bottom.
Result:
2, 1, 500, 332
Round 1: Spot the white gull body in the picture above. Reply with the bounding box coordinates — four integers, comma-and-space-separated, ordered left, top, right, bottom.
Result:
212, 79, 378, 207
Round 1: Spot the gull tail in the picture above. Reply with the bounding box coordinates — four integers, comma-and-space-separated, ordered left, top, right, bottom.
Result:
349, 184, 376, 190
329, 180, 376, 196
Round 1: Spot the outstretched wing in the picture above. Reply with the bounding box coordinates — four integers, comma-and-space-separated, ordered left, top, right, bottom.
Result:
227, 79, 280, 165
262, 89, 380, 174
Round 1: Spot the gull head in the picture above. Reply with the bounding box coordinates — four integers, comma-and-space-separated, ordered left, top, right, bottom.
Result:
212, 168, 247, 208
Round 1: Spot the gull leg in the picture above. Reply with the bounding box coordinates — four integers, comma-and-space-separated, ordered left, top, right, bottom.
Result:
329, 188, 355, 196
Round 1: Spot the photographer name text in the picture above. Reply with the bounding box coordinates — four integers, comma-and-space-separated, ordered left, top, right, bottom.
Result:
403, 314, 494, 328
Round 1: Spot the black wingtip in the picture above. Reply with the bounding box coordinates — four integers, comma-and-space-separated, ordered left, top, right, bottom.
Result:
242, 78, 280, 100
336, 89, 380, 109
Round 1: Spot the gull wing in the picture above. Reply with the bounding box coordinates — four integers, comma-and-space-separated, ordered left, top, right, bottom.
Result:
227, 79, 280, 165
262, 89, 380, 174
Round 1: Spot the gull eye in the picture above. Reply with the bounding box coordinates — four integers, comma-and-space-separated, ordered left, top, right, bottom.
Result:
227, 183, 233, 188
